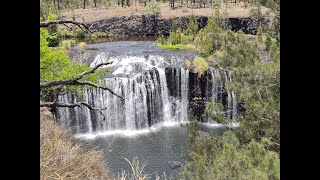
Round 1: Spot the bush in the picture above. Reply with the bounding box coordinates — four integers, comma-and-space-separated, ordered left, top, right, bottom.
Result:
256, 26, 263, 43
144, 1, 160, 16
185, 15, 199, 40
180, 125, 280, 180
156, 35, 166, 45
195, 17, 222, 57
193, 57, 208, 77
168, 27, 183, 45
59, 39, 77, 49
185, 59, 191, 68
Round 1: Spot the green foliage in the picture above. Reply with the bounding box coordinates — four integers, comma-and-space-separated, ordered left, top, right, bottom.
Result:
168, 28, 184, 45
90, 31, 109, 39
41, 13, 60, 47
59, 39, 77, 49
156, 35, 166, 45
229, 60, 280, 150
269, 42, 280, 62
40, 28, 108, 98
270, 16, 280, 44
204, 103, 229, 124
47, 13, 58, 21
220, 30, 260, 69
185, 15, 199, 40
185, 59, 191, 68
265, 35, 272, 51
180, 124, 280, 180
157, 43, 196, 51
192, 57, 208, 77
256, 26, 263, 43
144, 1, 160, 16
195, 17, 222, 57
40, 0, 59, 21
181, 8, 280, 177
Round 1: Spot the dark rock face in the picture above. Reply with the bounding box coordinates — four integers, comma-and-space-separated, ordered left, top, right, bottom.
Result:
87, 15, 271, 36
168, 161, 183, 169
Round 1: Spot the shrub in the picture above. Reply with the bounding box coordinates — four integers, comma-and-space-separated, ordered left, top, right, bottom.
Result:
193, 57, 208, 77
185, 15, 199, 39
59, 39, 77, 49
185, 59, 191, 68
156, 35, 166, 45
195, 17, 222, 57
79, 42, 86, 49
144, 1, 160, 16
180, 125, 280, 180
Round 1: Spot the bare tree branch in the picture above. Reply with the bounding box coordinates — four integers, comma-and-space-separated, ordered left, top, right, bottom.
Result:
77, 81, 123, 99
40, 61, 124, 100
40, 20, 93, 33
40, 101, 107, 124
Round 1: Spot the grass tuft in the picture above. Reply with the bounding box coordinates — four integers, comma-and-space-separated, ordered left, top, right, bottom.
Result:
40, 107, 109, 180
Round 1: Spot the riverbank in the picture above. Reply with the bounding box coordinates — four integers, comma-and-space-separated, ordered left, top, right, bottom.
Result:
40, 107, 109, 179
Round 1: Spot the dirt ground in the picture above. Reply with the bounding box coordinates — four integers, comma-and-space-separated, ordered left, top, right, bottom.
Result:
61, 2, 271, 23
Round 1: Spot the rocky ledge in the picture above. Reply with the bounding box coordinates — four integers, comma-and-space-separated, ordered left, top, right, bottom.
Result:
86, 15, 271, 36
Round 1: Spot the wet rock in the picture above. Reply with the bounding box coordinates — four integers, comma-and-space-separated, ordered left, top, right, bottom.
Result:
168, 161, 183, 169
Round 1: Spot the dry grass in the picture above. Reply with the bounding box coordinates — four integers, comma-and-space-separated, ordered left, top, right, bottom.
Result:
117, 158, 171, 180
40, 107, 109, 180
61, 2, 271, 23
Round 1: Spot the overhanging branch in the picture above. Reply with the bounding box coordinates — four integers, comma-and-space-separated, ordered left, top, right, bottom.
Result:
40, 61, 124, 100
40, 101, 107, 124
40, 20, 93, 33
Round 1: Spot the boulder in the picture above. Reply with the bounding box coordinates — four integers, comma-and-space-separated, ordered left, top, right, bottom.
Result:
168, 161, 183, 169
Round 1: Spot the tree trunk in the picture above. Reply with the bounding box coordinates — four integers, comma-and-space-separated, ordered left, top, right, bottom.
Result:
57, 0, 60, 10
94, 0, 97, 8
54, 0, 56, 6
126, 0, 130, 6
83, 0, 86, 9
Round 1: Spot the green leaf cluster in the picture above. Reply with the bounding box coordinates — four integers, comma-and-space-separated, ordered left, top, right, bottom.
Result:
40, 28, 109, 97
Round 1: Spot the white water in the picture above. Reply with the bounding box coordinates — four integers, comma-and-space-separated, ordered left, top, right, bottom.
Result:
56, 53, 238, 136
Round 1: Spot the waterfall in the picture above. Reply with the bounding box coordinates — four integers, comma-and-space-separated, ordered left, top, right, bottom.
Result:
55, 53, 238, 134
205, 67, 237, 122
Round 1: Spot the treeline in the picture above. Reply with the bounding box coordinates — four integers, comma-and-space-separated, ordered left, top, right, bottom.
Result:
40, 0, 279, 21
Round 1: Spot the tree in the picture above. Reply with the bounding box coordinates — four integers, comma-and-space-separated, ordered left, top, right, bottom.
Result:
94, 0, 97, 8
194, 17, 222, 57
40, 22, 123, 113
185, 15, 199, 40
83, 0, 86, 9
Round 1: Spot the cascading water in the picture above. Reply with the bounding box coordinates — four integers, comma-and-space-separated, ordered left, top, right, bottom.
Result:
56, 46, 238, 135
56, 54, 191, 134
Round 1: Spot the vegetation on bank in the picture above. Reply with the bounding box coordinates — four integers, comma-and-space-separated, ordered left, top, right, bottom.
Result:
181, 122, 280, 180
156, 0, 280, 179
40, 27, 109, 102
40, 108, 109, 179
